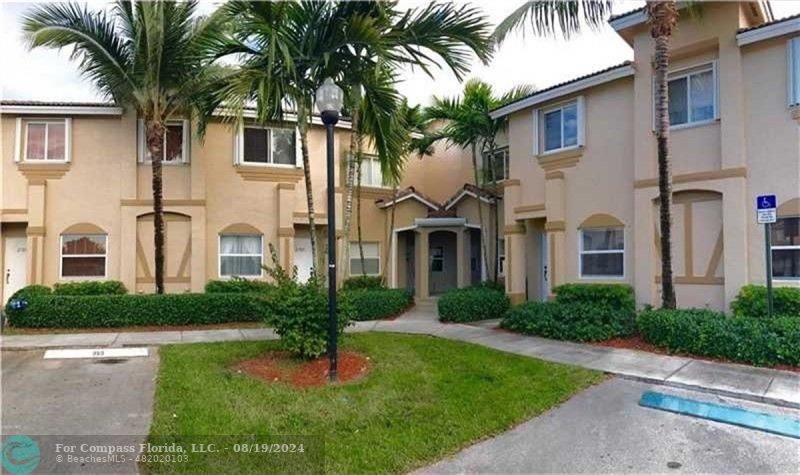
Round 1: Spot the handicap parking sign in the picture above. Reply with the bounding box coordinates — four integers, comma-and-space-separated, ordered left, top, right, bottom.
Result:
756, 194, 776, 224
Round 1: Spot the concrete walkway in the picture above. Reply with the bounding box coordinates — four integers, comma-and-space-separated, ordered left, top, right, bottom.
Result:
2, 311, 798, 409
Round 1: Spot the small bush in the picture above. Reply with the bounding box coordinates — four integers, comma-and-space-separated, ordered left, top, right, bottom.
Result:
344, 288, 413, 321
53, 280, 127, 295
554, 283, 635, 311
205, 277, 274, 294
438, 287, 510, 323
341, 276, 385, 291
731, 285, 800, 318
638, 309, 800, 367
8, 285, 52, 302
502, 301, 636, 342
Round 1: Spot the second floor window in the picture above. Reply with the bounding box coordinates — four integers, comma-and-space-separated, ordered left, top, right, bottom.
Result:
243, 127, 296, 165
25, 120, 67, 161
484, 147, 509, 181
360, 155, 384, 187
667, 63, 716, 127
544, 101, 578, 152
138, 119, 189, 163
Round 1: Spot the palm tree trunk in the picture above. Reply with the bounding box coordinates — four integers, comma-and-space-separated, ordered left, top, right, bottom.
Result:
486, 141, 500, 284
382, 184, 399, 284
356, 157, 366, 277
145, 120, 166, 294
650, 1, 678, 309
341, 109, 361, 282
471, 143, 491, 282
297, 107, 318, 279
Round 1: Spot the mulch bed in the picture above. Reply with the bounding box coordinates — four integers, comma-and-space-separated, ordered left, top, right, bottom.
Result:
233, 350, 371, 388
591, 334, 800, 374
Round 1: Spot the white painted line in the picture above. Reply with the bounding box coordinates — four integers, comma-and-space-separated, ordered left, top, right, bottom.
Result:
44, 348, 149, 359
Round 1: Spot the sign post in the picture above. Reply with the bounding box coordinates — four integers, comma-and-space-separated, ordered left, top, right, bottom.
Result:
756, 194, 776, 318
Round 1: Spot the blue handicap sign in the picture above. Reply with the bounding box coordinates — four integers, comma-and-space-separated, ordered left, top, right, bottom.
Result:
757, 195, 776, 210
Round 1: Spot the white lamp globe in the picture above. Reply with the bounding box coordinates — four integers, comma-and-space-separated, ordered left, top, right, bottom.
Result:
315, 77, 344, 114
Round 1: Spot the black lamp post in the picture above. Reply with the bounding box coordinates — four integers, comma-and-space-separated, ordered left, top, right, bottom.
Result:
315, 77, 344, 382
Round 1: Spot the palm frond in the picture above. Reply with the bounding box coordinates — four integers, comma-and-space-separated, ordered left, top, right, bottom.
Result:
493, 0, 613, 44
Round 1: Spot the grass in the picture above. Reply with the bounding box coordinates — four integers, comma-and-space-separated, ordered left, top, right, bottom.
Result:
146, 333, 602, 474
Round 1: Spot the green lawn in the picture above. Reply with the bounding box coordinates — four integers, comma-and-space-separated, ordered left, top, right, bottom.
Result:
146, 333, 602, 474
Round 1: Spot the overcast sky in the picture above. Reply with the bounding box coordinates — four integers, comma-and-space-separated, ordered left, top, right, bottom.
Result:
3, 1, 800, 106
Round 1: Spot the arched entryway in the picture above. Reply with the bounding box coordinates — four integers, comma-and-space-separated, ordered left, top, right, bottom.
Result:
429, 230, 458, 295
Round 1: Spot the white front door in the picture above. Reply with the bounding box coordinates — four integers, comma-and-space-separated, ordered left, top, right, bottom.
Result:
294, 236, 313, 283
3, 237, 27, 304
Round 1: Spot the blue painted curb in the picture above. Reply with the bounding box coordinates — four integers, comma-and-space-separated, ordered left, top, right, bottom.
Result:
639, 391, 800, 439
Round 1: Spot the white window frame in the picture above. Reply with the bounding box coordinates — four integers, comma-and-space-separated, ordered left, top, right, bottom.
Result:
21, 118, 71, 163
664, 61, 719, 130
59, 234, 108, 280
578, 227, 626, 279
137, 119, 190, 164
771, 216, 800, 281
788, 38, 800, 107
218, 234, 264, 279
535, 96, 584, 156
236, 125, 299, 168
484, 147, 510, 181
349, 242, 381, 276
359, 154, 387, 188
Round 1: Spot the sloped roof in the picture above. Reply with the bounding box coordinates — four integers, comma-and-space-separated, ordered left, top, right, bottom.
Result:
1, 100, 117, 107
738, 11, 800, 34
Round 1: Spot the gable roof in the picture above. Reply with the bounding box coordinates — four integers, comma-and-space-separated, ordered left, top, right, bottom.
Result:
442, 184, 500, 211
375, 187, 441, 210
737, 12, 800, 45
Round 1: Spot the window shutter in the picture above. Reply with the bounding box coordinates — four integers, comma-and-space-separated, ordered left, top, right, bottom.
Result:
576, 96, 586, 146
137, 119, 146, 163
182, 119, 191, 163
531, 108, 540, 156
64, 118, 72, 162
13, 118, 22, 162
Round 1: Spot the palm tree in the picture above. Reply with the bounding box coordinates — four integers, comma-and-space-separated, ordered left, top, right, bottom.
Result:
423, 80, 534, 283
23, 1, 225, 294
493, 0, 683, 309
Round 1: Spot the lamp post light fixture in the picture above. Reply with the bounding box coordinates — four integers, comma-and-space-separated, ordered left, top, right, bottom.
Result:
315, 77, 344, 382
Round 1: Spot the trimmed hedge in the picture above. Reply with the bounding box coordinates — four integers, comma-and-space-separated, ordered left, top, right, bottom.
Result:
341, 276, 385, 291
731, 285, 800, 318
5, 286, 271, 328
438, 287, 510, 323
344, 288, 413, 321
53, 280, 127, 295
554, 283, 635, 311
205, 278, 274, 294
638, 308, 800, 367
502, 301, 637, 342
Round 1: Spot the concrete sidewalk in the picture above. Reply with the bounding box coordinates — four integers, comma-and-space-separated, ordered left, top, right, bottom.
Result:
2, 319, 798, 409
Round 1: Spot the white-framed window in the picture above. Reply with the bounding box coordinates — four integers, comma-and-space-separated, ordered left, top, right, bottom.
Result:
772, 217, 800, 279
532, 97, 584, 155
579, 227, 624, 278
349, 242, 380, 275
23, 119, 70, 162
137, 119, 190, 163
219, 235, 263, 278
238, 126, 297, 166
359, 155, 384, 187
60, 234, 107, 278
484, 147, 509, 181
666, 62, 718, 127
788, 38, 800, 106
498, 238, 506, 276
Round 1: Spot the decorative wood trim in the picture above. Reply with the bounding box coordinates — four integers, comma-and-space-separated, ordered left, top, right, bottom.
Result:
26, 226, 46, 236
136, 238, 152, 279
579, 213, 624, 229
504, 224, 525, 235
545, 170, 565, 180
18, 163, 70, 180
220, 223, 262, 235
514, 203, 545, 214
121, 199, 205, 207
655, 275, 724, 285
277, 182, 296, 190
176, 240, 192, 278
1, 209, 27, 214
235, 165, 303, 183
705, 231, 724, 279
634, 167, 747, 188
684, 202, 693, 277
538, 148, 582, 171
278, 227, 295, 237
28, 178, 47, 186
545, 220, 566, 232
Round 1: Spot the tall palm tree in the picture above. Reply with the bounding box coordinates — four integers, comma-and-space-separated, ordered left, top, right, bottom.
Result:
23, 1, 225, 294
494, 0, 683, 308
423, 80, 534, 283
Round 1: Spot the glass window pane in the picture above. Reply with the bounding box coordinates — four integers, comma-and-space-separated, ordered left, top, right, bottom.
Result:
271, 128, 295, 165
563, 104, 578, 147
221, 256, 261, 276
47, 123, 65, 160
544, 109, 562, 151
581, 253, 623, 277
772, 218, 800, 246
372, 159, 383, 187
62, 257, 106, 277
165, 124, 183, 161
772, 249, 800, 278
582, 228, 624, 251
690, 70, 714, 122
668, 77, 688, 125
221, 235, 261, 254
26, 123, 46, 160
62, 235, 106, 255
243, 128, 269, 163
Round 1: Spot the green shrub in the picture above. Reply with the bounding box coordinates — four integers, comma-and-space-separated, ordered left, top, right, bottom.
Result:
5, 291, 272, 328
344, 288, 413, 321
554, 283, 635, 312
731, 285, 800, 318
8, 285, 52, 302
341, 276, 385, 291
438, 287, 510, 323
205, 277, 274, 294
502, 301, 636, 342
53, 280, 127, 295
637, 309, 800, 367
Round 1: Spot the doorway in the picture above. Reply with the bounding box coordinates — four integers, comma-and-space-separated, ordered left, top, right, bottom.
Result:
3, 237, 27, 304
429, 231, 457, 295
